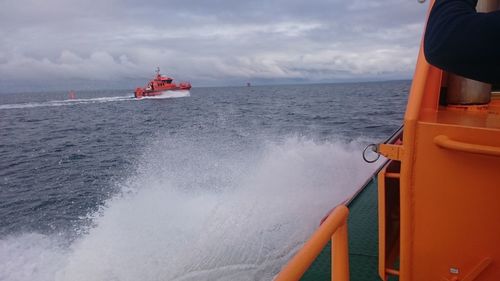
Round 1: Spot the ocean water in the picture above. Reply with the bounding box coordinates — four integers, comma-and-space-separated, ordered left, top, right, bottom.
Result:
0, 81, 408, 281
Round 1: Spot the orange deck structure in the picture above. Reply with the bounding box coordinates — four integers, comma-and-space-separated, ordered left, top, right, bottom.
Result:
276, 0, 500, 280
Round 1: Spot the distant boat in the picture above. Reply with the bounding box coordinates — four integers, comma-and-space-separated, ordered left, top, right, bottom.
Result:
68, 90, 76, 99
247, 82, 251, 87
134, 67, 191, 99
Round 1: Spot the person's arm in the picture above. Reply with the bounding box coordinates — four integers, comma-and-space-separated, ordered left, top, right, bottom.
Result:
424, 0, 500, 84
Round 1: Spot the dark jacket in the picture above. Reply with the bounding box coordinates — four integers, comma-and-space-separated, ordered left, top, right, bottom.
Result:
424, 0, 500, 84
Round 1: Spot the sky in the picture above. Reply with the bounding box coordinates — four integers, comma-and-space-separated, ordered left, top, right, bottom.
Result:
0, 0, 428, 92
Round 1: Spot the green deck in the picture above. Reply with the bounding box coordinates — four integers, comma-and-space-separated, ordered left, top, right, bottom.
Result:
300, 176, 382, 281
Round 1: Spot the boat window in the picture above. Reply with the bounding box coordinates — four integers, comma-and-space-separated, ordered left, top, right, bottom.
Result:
167, 79, 172, 84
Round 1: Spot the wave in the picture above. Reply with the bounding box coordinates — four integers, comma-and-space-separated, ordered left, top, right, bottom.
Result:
0, 90, 191, 110
139, 90, 191, 99
0, 96, 133, 110
0, 136, 380, 281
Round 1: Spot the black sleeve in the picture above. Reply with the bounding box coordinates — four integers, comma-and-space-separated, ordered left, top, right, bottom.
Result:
424, 0, 500, 84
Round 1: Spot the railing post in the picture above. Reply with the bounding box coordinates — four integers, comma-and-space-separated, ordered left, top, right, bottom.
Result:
332, 221, 349, 281
274, 205, 349, 281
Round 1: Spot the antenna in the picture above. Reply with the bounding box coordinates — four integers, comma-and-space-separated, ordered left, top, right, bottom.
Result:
156, 67, 160, 75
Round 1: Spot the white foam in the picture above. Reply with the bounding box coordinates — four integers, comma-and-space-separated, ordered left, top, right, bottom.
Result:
0, 233, 68, 281
0, 137, 380, 281
139, 90, 191, 100
0, 96, 132, 110
0, 90, 190, 109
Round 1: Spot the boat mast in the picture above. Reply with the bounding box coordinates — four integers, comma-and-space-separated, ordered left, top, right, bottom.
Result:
155, 66, 161, 81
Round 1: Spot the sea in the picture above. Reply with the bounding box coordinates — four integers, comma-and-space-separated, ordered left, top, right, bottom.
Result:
0, 81, 409, 281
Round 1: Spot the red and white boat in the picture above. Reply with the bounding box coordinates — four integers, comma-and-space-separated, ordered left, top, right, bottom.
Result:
134, 67, 191, 99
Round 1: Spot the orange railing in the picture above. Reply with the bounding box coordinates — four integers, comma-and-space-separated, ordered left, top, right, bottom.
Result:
275, 205, 350, 281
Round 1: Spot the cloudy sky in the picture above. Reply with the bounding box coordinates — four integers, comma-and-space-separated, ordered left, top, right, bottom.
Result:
0, 0, 428, 92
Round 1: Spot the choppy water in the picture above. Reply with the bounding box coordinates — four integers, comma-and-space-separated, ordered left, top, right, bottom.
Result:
0, 81, 408, 281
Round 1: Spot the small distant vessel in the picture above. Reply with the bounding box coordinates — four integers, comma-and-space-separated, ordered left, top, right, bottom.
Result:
134, 67, 191, 99
68, 90, 76, 99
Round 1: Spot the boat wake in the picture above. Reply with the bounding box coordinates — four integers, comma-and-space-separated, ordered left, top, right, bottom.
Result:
138, 90, 191, 100
0, 136, 380, 281
0, 96, 132, 110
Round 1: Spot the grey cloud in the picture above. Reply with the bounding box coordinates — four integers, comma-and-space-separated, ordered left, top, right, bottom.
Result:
0, 0, 428, 92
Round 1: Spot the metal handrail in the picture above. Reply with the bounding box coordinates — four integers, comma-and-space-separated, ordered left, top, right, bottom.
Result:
275, 205, 350, 281
434, 135, 500, 157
